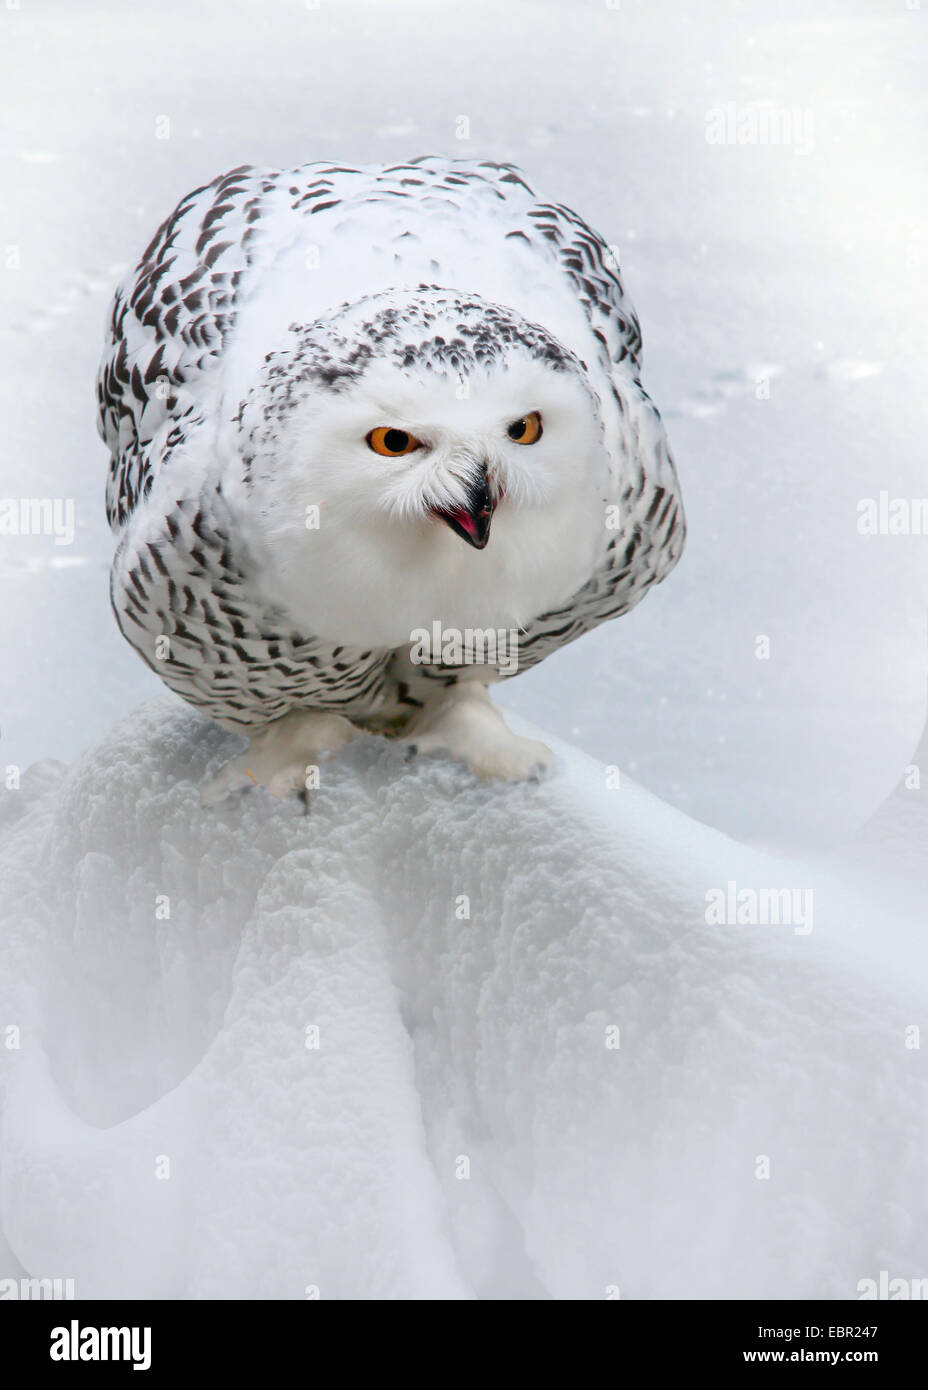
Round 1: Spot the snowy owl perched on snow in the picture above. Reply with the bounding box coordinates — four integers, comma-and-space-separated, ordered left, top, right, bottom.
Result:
98, 157, 685, 800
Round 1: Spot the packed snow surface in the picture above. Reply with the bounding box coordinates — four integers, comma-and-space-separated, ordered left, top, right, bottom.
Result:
1, 700, 925, 1299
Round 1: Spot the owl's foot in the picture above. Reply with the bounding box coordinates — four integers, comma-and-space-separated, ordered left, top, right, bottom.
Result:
402, 682, 554, 782
200, 709, 360, 806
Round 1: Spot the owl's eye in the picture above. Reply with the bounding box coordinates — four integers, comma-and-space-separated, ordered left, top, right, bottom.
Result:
367, 427, 422, 456
507, 411, 543, 444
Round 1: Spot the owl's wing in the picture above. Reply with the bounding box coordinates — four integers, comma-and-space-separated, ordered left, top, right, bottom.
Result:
511, 193, 643, 375
98, 165, 263, 528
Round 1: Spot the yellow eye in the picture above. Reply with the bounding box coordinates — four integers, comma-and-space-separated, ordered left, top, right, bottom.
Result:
507, 411, 543, 444
367, 427, 422, 456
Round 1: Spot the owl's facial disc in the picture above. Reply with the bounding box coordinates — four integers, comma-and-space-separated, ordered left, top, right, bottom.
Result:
363, 408, 542, 549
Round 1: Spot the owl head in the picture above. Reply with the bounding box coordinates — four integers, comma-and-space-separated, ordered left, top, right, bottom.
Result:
224, 288, 614, 645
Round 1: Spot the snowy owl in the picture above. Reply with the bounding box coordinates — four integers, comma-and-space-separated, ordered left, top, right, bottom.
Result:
98, 157, 685, 800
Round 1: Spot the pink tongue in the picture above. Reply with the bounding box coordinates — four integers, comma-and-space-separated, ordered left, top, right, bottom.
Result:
447, 507, 477, 536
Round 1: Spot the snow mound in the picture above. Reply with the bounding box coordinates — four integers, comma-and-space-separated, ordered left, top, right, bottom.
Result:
0, 698, 925, 1300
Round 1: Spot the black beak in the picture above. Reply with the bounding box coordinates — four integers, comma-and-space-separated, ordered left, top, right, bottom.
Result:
433, 465, 495, 550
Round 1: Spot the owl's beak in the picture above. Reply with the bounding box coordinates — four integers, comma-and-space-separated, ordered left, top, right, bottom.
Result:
433, 465, 495, 550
